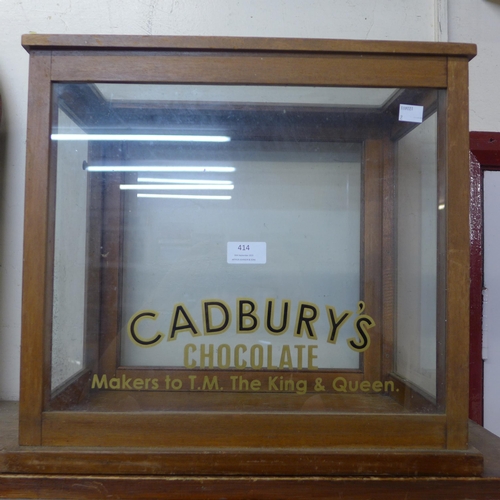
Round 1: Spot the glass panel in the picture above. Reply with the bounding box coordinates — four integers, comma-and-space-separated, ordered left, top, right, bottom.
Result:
95, 84, 397, 107
49, 83, 442, 414
51, 109, 88, 390
395, 112, 439, 399
119, 141, 362, 370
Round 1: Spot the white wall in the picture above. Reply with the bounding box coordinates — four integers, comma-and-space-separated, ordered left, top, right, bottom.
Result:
449, 0, 500, 131
0, 0, 485, 401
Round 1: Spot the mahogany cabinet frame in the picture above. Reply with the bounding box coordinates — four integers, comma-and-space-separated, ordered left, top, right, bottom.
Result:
20, 36, 477, 473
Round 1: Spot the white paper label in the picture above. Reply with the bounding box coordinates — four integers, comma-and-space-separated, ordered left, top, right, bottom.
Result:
227, 242, 266, 264
399, 104, 424, 123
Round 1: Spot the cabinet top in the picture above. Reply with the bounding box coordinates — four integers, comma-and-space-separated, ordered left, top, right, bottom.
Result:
22, 34, 477, 59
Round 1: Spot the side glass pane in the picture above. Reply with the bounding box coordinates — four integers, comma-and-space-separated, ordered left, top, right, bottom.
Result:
51, 109, 88, 390
395, 112, 439, 399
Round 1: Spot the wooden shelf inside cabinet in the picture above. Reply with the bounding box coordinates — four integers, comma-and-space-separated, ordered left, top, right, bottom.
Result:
19, 34, 477, 477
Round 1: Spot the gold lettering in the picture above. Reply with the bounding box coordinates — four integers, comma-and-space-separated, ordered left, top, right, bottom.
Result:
171, 378, 182, 390
121, 375, 132, 389
333, 377, 347, 392
307, 345, 318, 370
133, 378, 144, 390
200, 344, 214, 369
279, 345, 293, 369
348, 380, 359, 392
296, 379, 307, 394
91, 374, 108, 389
267, 344, 278, 369
234, 344, 247, 368
109, 377, 120, 390
202, 376, 219, 391
250, 344, 264, 369
294, 345, 305, 369
184, 344, 197, 368
250, 379, 261, 391
360, 380, 371, 392
384, 380, 395, 392
268, 376, 278, 391
217, 344, 231, 368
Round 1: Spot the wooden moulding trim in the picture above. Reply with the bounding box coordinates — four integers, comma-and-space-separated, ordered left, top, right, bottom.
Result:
444, 57, 471, 449
19, 51, 52, 446
21, 34, 477, 59
3, 475, 500, 500
97, 168, 122, 376
49, 54, 448, 88
41, 412, 447, 449
82, 163, 104, 377
381, 138, 395, 378
436, 91, 448, 413
2, 447, 483, 477
362, 139, 383, 382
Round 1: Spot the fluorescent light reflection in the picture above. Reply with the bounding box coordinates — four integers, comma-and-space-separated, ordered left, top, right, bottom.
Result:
86, 166, 236, 173
138, 194, 231, 200
52, 133, 231, 142
137, 177, 233, 185
438, 203, 445, 210
120, 184, 234, 191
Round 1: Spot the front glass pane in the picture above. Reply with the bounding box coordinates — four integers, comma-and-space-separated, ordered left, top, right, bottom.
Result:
49, 83, 443, 413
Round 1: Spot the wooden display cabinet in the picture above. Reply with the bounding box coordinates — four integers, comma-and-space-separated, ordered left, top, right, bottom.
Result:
18, 34, 480, 476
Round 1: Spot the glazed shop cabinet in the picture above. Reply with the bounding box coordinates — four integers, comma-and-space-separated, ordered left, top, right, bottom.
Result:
19, 35, 479, 476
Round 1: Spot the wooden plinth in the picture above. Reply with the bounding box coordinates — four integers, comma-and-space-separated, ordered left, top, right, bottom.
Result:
1, 402, 499, 499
